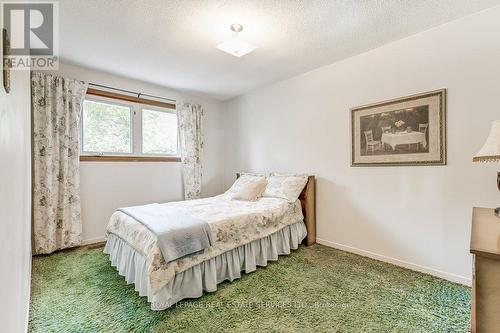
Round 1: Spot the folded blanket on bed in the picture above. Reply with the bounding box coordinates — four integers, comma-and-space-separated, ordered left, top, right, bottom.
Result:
117, 204, 213, 263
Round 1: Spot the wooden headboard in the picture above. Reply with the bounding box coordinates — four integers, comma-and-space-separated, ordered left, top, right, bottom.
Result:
235, 174, 316, 246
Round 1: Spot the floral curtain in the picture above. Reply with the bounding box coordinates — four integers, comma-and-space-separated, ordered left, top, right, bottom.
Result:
32, 72, 88, 255
178, 103, 204, 200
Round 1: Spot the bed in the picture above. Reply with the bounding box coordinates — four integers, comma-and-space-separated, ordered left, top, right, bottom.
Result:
103, 174, 316, 310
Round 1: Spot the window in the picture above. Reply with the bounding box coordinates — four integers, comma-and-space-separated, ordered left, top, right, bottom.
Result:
80, 96, 179, 160
142, 109, 178, 155
82, 100, 132, 154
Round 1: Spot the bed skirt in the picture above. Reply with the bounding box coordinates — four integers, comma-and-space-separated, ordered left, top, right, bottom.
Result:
103, 220, 307, 310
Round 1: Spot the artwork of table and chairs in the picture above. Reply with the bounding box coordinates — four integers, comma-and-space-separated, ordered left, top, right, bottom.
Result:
351, 89, 446, 166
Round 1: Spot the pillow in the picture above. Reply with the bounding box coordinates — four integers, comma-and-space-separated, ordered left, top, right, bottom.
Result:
271, 172, 309, 177
239, 171, 270, 177
231, 178, 267, 201
262, 173, 308, 202
226, 174, 267, 197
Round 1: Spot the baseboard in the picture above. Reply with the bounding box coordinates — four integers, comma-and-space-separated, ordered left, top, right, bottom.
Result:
82, 236, 106, 245
316, 238, 472, 287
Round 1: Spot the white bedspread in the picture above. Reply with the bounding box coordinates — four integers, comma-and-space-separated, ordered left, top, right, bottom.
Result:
106, 194, 304, 293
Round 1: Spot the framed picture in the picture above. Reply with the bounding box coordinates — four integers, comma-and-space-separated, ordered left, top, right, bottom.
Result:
2, 28, 10, 93
351, 89, 446, 166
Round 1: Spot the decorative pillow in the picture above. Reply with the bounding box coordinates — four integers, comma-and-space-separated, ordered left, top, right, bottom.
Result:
226, 174, 267, 197
262, 173, 308, 202
231, 178, 267, 201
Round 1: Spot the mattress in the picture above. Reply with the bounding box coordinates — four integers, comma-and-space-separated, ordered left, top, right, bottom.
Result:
106, 194, 304, 293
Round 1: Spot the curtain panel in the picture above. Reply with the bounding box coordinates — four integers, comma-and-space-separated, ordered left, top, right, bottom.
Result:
178, 103, 204, 200
32, 72, 88, 255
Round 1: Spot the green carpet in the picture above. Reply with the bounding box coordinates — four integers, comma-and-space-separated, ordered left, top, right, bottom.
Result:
29, 244, 470, 332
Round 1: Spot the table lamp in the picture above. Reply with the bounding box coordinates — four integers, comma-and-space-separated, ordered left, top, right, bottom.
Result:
473, 120, 500, 217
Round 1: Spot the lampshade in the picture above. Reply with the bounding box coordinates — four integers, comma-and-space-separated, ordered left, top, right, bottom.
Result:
473, 120, 500, 162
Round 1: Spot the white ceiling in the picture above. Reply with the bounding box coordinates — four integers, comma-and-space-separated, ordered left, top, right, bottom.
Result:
59, 0, 500, 100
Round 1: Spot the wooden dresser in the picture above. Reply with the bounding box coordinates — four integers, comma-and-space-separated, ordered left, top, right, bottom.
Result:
470, 207, 500, 333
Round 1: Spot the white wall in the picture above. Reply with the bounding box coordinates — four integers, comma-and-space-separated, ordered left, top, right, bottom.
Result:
223, 6, 500, 284
0, 69, 32, 331
57, 62, 225, 243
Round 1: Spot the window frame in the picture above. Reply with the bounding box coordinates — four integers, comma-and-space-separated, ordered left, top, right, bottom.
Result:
79, 95, 181, 162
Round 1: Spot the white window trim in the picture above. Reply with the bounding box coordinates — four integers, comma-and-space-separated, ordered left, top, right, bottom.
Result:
80, 95, 180, 158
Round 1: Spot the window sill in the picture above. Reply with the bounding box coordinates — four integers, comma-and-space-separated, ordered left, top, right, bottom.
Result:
79, 155, 181, 162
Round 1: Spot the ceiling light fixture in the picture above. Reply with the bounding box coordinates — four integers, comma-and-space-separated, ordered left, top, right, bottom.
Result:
216, 24, 257, 58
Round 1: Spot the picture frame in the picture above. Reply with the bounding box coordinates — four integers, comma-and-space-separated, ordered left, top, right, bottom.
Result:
351, 89, 446, 167
2, 28, 10, 93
